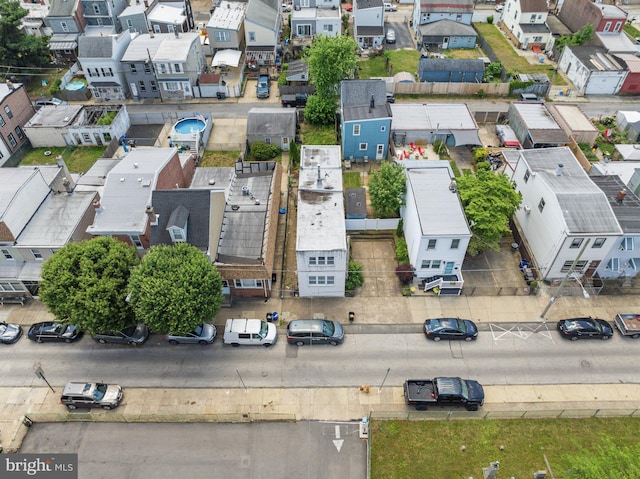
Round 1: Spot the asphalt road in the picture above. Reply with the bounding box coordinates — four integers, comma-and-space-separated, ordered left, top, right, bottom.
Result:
19, 421, 366, 479
4, 326, 640, 390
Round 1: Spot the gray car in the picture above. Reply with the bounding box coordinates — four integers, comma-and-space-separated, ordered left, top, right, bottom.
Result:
286, 319, 344, 346
0, 322, 22, 344
93, 324, 149, 346
165, 323, 217, 345
61, 382, 123, 410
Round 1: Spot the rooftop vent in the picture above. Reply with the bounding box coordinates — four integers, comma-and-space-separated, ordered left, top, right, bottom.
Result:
616, 189, 627, 203
555, 163, 564, 176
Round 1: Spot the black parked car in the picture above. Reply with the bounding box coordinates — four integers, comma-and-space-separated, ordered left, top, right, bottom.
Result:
28, 322, 81, 343
424, 318, 478, 341
556, 317, 614, 341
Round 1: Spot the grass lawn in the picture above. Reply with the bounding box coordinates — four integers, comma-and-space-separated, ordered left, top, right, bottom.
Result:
24, 69, 66, 99
301, 123, 337, 145
473, 23, 564, 85
20, 146, 106, 173
358, 50, 421, 79
199, 150, 241, 167
343, 171, 362, 189
624, 23, 640, 40
371, 417, 640, 479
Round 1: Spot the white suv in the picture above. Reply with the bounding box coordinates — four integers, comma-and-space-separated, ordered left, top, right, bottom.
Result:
223, 319, 277, 347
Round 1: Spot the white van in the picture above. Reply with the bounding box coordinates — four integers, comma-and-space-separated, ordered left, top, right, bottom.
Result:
223, 319, 278, 347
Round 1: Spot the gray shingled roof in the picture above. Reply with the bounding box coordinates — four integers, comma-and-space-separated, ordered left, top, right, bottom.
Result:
520, 0, 547, 13
341, 79, 391, 121
246, 108, 296, 136
420, 0, 473, 14
78, 35, 114, 58
356, 0, 383, 9
150, 189, 212, 249
419, 19, 476, 36
246, 0, 278, 29
48, 0, 78, 17
419, 58, 484, 72
519, 148, 621, 235
591, 175, 640, 234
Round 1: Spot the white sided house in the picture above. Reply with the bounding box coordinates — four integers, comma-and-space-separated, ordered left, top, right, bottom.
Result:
295, 145, 347, 297
509, 147, 622, 282
402, 160, 470, 295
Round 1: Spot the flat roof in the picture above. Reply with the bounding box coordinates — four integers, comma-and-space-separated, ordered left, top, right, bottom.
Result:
407, 164, 470, 236
591, 175, 640, 234
550, 104, 597, 133
17, 191, 96, 247
518, 147, 621, 234
296, 190, 346, 251
208, 1, 247, 30
300, 145, 342, 170
121, 34, 166, 62
390, 103, 477, 131
153, 33, 198, 62
0, 169, 41, 215
148, 4, 186, 24
25, 105, 83, 127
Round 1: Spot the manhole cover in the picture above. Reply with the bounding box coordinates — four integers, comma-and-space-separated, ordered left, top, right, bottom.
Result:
580, 360, 592, 368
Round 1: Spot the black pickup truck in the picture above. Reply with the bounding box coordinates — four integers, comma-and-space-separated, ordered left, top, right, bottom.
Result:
404, 377, 485, 411
281, 93, 308, 108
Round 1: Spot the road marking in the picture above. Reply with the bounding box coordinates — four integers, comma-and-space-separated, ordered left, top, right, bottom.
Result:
335, 424, 340, 439
333, 425, 343, 452
489, 323, 553, 341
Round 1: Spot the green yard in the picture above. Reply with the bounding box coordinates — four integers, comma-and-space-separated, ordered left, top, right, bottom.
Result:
20, 146, 106, 173
199, 150, 241, 167
371, 417, 640, 479
342, 171, 362, 189
358, 50, 421, 79
300, 123, 337, 145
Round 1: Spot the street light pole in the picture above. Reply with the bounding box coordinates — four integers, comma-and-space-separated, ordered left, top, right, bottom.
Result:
540, 238, 591, 320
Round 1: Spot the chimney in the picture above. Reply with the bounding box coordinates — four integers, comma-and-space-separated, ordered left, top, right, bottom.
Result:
149, 29, 154, 38
5, 79, 15, 90
146, 205, 157, 224
616, 189, 627, 204
369, 94, 375, 111
53, 155, 75, 193
144, 0, 148, 6
555, 163, 564, 176
93, 199, 103, 213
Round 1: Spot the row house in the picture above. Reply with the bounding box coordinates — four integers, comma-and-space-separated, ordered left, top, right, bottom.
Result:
500, 0, 552, 51
291, 0, 341, 40
45, 0, 86, 62
206, 1, 247, 56
0, 82, 34, 167
118, 0, 158, 34
412, 0, 473, 38
244, 0, 281, 65
353, 0, 384, 50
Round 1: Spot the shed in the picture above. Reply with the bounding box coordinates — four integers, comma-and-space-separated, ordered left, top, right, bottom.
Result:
345, 188, 366, 219
506, 102, 569, 149
286, 60, 309, 82
547, 104, 598, 145
246, 108, 296, 151
418, 58, 484, 83
616, 111, 640, 142
393, 71, 415, 83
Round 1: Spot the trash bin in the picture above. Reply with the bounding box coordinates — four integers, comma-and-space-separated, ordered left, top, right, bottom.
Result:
511, 242, 519, 252
272, 311, 279, 323
349, 312, 355, 323
266, 312, 273, 322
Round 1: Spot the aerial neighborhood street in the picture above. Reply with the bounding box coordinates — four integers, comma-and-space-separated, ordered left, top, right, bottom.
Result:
4, 0, 640, 476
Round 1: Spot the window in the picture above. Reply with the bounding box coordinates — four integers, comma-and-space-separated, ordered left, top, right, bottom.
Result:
593, 238, 606, 248
538, 198, 545, 212
164, 82, 179, 91
126, 19, 133, 30
614, 22, 622, 32
1, 249, 13, 260
359, 143, 367, 151
523, 169, 530, 183
7, 133, 16, 147
327, 256, 334, 265
159, 64, 167, 74
4, 106, 12, 119
215, 31, 230, 42
309, 257, 317, 266
14, 126, 24, 140
233, 279, 264, 288
173, 63, 182, 73
93, 3, 100, 14
570, 238, 583, 249
130, 64, 137, 74
308, 276, 334, 286
101, 67, 113, 77
353, 124, 360, 136
0, 114, 5, 127
629, 258, 639, 271
427, 239, 436, 250
150, 81, 157, 91
138, 81, 146, 92
144, 63, 152, 73
61, 21, 69, 32
380, 126, 386, 132
130, 235, 143, 248
604, 21, 611, 32
169, 228, 185, 242
323, 24, 333, 32
431, 260, 441, 269
620, 237, 634, 251
561, 260, 587, 273
421, 260, 430, 269
451, 239, 460, 249
607, 257, 620, 272
31, 249, 43, 260
249, 31, 256, 42
82, 133, 91, 143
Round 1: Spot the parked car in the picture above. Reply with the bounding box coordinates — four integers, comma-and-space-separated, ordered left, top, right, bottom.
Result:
494, 124, 521, 148
384, 2, 397, 11
60, 382, 123, 410
385, 28, 396, 44
0, 322, 22, 344
223, 318, 277, 347
386, 92, 395, 103
165, 323, 217, 345
286, 319, 344, 346
613, 313, 640, 338
282, 3, 291, 12
519, 93, 543, 102
256, 75, 270, 99
556, 317, 614, 341
93, 324, 149, 346
424, 318, 478, 341
34, 98, 66, 110
495, 4, 504, 12
28, 322, 82, 343
344, 3, 352, 11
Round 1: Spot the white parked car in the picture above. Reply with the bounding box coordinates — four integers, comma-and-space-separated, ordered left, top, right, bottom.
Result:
495, 4, 504, 12
223, 319, 277, 347
384, 2, 397, 11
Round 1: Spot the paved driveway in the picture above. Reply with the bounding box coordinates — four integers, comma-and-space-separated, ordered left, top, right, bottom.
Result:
384, 21, 414, 50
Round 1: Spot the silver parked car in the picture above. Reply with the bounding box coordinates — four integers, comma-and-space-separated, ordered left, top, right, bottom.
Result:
61, 382, 123, 410
0, 322, 22, 344
93, 324, 149, 346
165, 323, 217, 345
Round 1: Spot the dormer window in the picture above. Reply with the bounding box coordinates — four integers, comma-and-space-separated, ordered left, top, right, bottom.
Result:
166, 205, 189, 243
169, 226, 186, 243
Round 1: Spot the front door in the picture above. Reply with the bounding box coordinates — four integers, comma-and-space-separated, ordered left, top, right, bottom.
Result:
444, 262, 454, 274
376, 144, 384, 160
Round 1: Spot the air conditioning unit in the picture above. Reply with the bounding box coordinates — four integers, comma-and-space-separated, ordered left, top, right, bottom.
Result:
524, 205, 531, 214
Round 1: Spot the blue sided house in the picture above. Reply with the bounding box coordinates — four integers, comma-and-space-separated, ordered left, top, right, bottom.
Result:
340, 79, 392, 162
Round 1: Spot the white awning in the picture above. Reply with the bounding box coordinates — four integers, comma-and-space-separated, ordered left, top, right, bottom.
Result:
212, 49, 242, 68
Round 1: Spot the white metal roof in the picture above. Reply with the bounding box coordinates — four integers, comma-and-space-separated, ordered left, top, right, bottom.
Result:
390, 103, 477, 131
153, 32, 199, 62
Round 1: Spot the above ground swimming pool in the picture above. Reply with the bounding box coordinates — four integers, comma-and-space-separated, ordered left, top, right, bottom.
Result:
172, 118, 206, 135
65, 81, 86, 91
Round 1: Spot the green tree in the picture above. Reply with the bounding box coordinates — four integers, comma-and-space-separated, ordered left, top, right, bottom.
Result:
368, 161, 406, 218
250, 141, 280, 160
555, 24, 594, 53
0, 0, 50, 69
303, 34, 358, 97
304, 94, 338, 126
39, 237, 140, 334
127, 243, 224, 334
290, 139, 300, 168
564, 436, 640, 479
456, 162, 522, 256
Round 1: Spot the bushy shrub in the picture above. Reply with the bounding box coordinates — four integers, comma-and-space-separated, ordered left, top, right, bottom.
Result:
395, 263, 414, 284
346, 260, 364, 291
250, 142, 281, 160
395, 237, 409, 264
